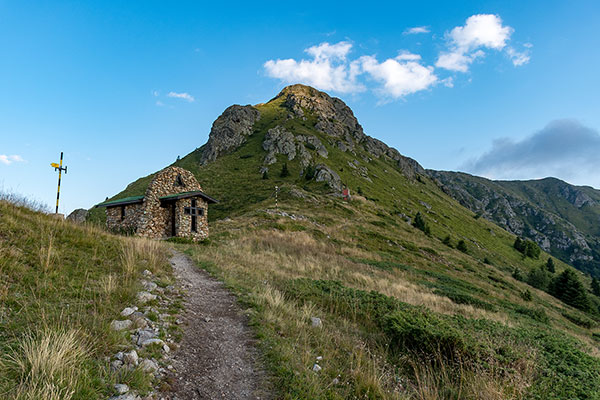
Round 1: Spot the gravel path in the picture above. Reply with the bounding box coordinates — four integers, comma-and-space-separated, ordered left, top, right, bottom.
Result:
164, 250, 270, 399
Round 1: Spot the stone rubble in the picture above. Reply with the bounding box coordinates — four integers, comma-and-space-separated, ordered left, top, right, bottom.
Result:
105, 267, 184, 400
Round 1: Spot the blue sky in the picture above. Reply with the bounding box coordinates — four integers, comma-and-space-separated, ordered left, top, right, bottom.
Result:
1, 1, 599, 214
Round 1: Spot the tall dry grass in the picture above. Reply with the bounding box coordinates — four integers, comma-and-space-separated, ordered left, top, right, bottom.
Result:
2, 329, 88, 400
120, 236, 167, 278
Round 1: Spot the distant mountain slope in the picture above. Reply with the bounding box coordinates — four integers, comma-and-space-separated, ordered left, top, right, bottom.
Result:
429, 171, 600, 276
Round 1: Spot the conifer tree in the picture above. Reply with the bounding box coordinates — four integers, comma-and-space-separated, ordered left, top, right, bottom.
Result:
280, 162, 290, 178
549, 269, 591, 311
592, 277, 600, 297
546, 257, 555, 273
412, 212, 430, 235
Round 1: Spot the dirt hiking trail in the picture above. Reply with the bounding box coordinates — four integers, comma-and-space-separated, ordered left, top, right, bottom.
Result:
164, 250, 271, 400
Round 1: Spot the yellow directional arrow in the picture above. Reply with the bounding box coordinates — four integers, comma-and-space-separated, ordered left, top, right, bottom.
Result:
51, 162, 60, 168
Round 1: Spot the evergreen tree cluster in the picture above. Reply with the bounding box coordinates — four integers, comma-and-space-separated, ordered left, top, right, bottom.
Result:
513, 237, 541, 259
549, 269, 591, 311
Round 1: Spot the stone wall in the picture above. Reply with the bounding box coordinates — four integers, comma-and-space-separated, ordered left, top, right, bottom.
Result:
175, 197, 209, 240
106, 203, 144, 233
137, 166, 205, 240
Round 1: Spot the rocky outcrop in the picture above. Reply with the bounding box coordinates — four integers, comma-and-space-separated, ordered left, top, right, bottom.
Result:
274, 84, 424, 179
315, 164, 342, 192
263, 126, 297, 164
200, 105, 261, 164
261, 126, 328, 168
67, 208, 88, 223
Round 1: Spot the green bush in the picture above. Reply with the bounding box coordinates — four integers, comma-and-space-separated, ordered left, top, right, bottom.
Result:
442, 235, 452, 247
512, 268, 524, 281
521, 289, 533, 301
303, 165, 316, 180
562, 312, 595, 329
262, 170, 269, 180
515, 306, 549, 323
527, 266, 551, 291
384, 309, 467, 359
513, 237, 541, 259
456, 240, 468, 253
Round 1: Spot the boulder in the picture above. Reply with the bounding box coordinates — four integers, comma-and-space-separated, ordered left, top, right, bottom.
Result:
136, 291, 156, 304
123, 350, 139, 366
314, 164, 342, 192
66, 208, 88, 223
110, 320, 133, 331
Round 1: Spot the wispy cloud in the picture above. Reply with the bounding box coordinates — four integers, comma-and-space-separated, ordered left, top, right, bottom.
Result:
436, 14, 530, 72
404, 26, 430, 35
461, 119, 600, 188
167, 91, 195, 102
0, 154, 25, 165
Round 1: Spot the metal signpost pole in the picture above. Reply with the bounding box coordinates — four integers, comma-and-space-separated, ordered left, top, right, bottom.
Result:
51, 152, 68, 214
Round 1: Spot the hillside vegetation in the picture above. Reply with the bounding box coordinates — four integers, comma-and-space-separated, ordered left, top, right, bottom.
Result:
430, 171, 600, 277
91, 84, 600, 398
0, 199, 171, 399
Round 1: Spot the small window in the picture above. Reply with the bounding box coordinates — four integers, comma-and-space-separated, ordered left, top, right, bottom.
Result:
120, 206, 126, 221
175, 174, 185, 187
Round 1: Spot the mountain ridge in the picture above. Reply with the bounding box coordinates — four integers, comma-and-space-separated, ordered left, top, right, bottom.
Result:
429, 170, 600, 276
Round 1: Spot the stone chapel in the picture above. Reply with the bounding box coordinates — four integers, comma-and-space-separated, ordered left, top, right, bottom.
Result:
96, 166, 217, 241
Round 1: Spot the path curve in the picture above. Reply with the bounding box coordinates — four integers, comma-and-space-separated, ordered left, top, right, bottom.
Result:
164, 250, 270, 399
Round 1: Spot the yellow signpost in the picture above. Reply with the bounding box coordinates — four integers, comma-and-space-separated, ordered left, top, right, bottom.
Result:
50, 153, 67, 214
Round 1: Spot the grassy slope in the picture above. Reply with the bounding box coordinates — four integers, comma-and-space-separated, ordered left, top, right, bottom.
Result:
91, 91, 600, 398
0, 201, 171, 399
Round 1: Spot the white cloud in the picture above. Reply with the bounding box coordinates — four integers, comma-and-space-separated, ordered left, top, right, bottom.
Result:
0, 155, 25, 165
360, 55, 437, 98
167, 92, 195, 102
448, 14, 512, 51
404, 26, 430, 35
264, 42, 438, 98
506, 46, 531, 66
264, 41, 364, 93
436, 14, 529, 72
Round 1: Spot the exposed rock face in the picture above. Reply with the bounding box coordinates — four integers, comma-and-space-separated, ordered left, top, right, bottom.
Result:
263, 126, 297, 164
261, 126, 327, 168
200, 105, 261, 164
274, 84, 425, 179
429, 170, 600, 276
315, 164, 342, 192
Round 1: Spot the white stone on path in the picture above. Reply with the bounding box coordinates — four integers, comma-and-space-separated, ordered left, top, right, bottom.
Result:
110, 320, 133, 331
136, 291, 157, 303
120, 307, 137, 317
